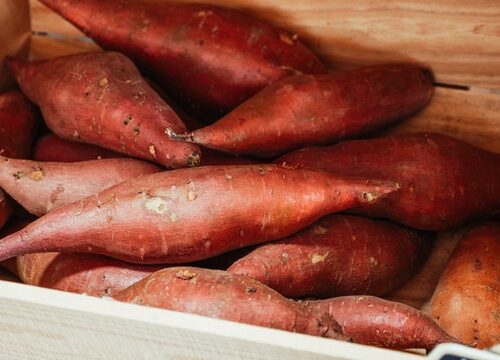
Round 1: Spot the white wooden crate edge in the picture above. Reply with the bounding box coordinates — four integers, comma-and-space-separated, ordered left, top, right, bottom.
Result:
0, 279, 424, 360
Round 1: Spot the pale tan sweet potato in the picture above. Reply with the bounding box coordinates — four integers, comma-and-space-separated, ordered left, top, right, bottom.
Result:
430, 223, 500, 348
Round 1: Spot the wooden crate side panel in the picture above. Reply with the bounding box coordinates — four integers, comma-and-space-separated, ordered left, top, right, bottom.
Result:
30, 0, 500, 89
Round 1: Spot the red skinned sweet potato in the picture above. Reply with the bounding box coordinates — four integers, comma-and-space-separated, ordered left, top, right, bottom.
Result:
39, 0, 326, 116
430, 223, 500, 348
0, 90, 40, 228
34, 134, 251, 166
304, 296, 459, 350
0, 90, 39, 159
228, 214, 431, 298
170, 64, 433, 157
0, 219, 161, 297
113, 267, 345, 339
14, 252, 163, 298
34, 134, 123, 162
276, 133, 500, 230
0, 164, 397, 264
0, 156, 160, 216
6, 52, 200, 168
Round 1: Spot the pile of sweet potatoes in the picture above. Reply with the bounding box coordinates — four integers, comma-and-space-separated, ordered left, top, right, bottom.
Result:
1, 0, 499, 354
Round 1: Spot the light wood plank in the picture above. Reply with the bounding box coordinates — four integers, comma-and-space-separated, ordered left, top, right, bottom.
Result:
0, 280, 423, 360
385, 87, 500, 154
0, 0, 31, 92
385, 229, 465, 311
31, 0, 500, 89
29, 35, 100, 60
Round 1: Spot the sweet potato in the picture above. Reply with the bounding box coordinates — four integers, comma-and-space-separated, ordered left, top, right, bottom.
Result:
228, 214, 431, 298
14, 252, 163, 298
34, 134, 123, 162
6, 52, 200, 168
0, 90, 40, 228
0, 156, 160, 216
170, 64, 433, 157
304, 296, 459, 350
0, 164, 397, 264
34, 134, 251, 166
430, 223, 500, 348
39, 0, 326, 116
0, 90, 39, 159
276, 133, 500, 230
113, 267, 345, 339
0, 219, 161, 297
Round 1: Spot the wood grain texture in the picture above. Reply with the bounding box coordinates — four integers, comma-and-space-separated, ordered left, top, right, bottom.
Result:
30, 0, 500, 89
0, 281, 422, 360
0, 0, 31, 91
384, 87, 500, 154
385, 230, 466, 311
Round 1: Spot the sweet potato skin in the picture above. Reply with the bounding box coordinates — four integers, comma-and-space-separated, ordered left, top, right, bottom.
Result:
15, 252, 162, 297
0, 156, 160, 216
304, 296, 458, 350
7, 52, 200, 168
39, 0, 326, 116
228, 214, 431, 298
0, 164, 397, 264
430, 223, 500, 348
276, 132, 500, 230
176, 64, 433, 157
0, 90, 39, 228
0, 90, 39, 159
34, 134, 123, 162
114, 267, 345, 339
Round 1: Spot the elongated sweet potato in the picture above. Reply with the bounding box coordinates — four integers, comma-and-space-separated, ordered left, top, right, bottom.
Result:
6, 52, 200, 168
170, 64, 433, 157
34, 134, 123, 162
114, 267, 345, 339
304, 296, 458, 350
0, 219, 161, 297
430, 223, 500, 348
276, 133, 500, 230
0, 156, 160, 216
0, 90, 39, 159
0, 164, 397, 264
39, 0, 326, 116
228, 214, 431, 298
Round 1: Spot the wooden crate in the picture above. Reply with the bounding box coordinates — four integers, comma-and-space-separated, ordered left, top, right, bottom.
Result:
0, 0, 499, 358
